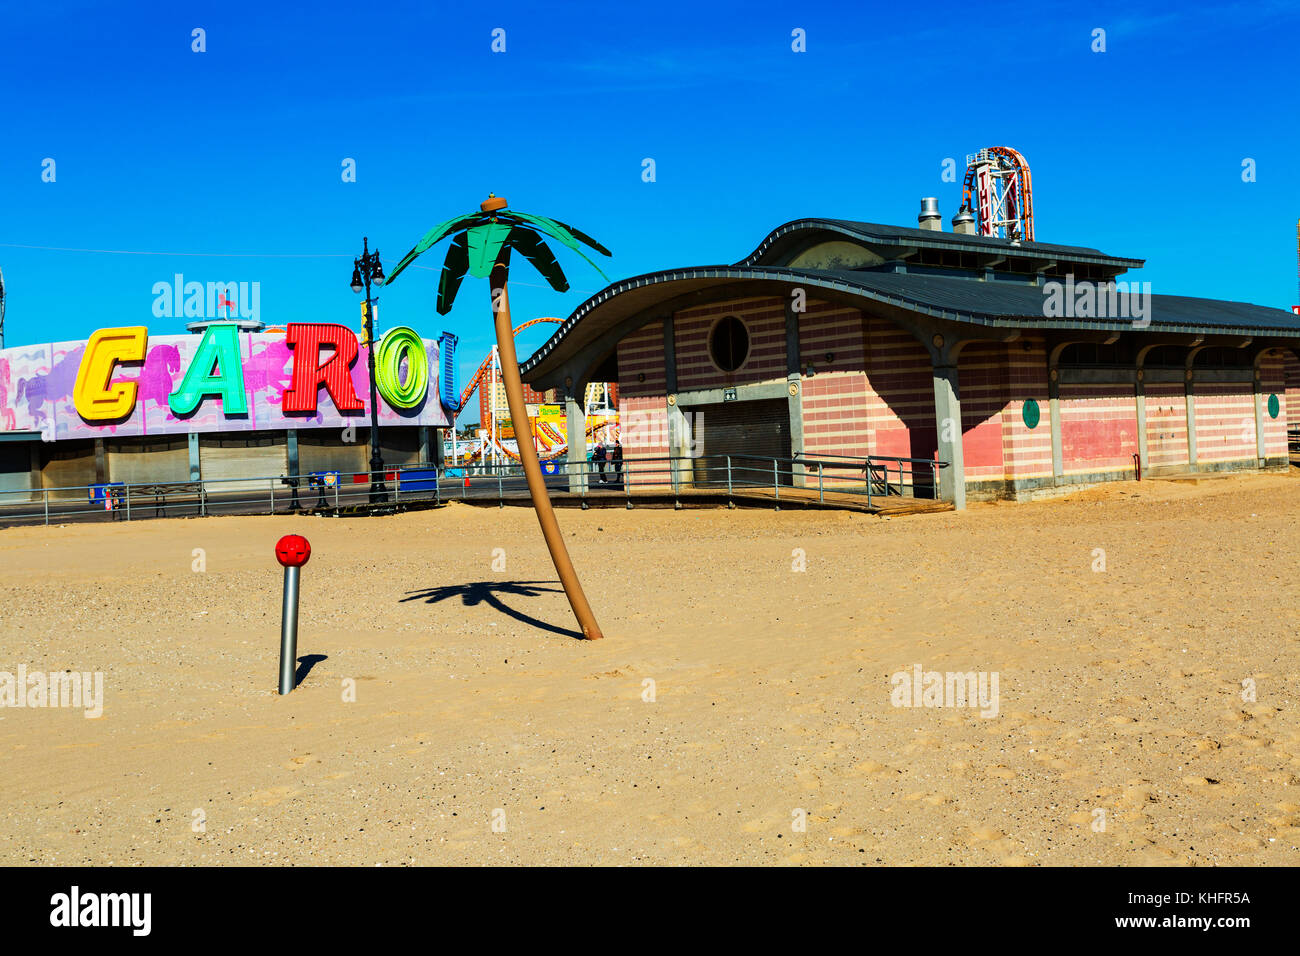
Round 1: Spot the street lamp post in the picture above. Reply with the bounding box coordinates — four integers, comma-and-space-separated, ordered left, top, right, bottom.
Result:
351, 237, 387, 504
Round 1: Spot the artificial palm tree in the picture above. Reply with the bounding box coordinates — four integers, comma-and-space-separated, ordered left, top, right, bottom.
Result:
385, 194, 611, 640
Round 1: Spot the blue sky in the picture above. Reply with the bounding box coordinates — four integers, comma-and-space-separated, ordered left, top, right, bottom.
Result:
2, 0, 1298, 423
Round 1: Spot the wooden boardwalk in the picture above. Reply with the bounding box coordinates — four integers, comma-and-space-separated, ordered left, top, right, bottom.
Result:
476, 485, 954, 516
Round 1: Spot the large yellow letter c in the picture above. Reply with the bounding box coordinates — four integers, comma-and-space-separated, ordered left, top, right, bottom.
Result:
73, 327, 149, 421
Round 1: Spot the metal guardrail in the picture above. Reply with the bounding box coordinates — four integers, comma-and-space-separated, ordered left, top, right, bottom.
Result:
0, 452, 948, 527
452, 452, 946, 510
0, 464, 443, 527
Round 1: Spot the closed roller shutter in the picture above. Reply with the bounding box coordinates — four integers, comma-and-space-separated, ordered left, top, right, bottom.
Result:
297, 428, 422, 478
298, 436, 366, 477
691, 398, 792, 487
200, 434, 287, 493
380, 444, 421, 467
41, 441, 97, 499
108, 437, 191, 485
380, 427, 423, 467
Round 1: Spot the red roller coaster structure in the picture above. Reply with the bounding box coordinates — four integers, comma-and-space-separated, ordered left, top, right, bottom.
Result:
449, 317, 615, 464
453, 317, 562, 415
961, 147, 1035, 242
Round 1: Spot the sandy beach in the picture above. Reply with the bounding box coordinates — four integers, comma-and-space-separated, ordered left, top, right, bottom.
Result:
2, 473, 1298, 866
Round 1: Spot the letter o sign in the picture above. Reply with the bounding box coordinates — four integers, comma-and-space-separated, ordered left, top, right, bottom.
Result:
374, 327, 429, 409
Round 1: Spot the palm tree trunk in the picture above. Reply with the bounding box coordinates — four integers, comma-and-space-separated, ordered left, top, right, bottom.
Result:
490, 272, 604, 640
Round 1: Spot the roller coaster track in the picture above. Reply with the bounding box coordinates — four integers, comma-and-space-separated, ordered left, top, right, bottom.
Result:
453, 317, 562, 415
961, 146, 1034, 242
449, 317, 620, 463
468, 416, 612, 464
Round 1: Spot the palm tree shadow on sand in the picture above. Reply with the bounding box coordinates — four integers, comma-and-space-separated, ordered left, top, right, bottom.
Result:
401, 581, 583, 640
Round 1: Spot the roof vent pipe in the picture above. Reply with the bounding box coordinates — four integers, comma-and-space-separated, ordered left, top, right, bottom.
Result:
918, 197, 942, 231
951, 203, 977, 235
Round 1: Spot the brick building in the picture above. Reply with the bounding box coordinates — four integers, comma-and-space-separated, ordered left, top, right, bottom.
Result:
520, 214, 1300, 508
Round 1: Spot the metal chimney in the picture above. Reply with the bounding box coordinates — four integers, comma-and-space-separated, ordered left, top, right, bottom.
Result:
951, 203, 977, 235
917, 197, 942, 231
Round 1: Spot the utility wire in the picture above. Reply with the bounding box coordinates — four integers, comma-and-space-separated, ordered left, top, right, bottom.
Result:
0, 244, 600, 293
0, 242, 351, 258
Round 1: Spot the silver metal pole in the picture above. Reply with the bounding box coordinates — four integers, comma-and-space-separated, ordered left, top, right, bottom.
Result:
278, 565, 300, 695
125, 483, 131, 521
43, 488, 48, 525
819, 463, 824, 503
270, 480, 275, 513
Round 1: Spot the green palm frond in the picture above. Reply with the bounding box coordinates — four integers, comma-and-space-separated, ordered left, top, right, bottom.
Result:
546, 218, 611, 258
384, 198, 611, 314
509, 211, 612, 258
508, 230, 568, 293
546, 239, 609, 284
436, 231, 470, 315
386, 212, 477, 283
466, 222, 514, 280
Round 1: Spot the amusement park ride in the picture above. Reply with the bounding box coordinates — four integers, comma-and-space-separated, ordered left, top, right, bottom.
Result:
960, 149, 1300, 316
960, 146, 1035, 242
446, 317, 617, 467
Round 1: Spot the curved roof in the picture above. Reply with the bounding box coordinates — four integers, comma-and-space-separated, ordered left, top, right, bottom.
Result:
739, 217, 1145, 271
519, 219, 1297, 387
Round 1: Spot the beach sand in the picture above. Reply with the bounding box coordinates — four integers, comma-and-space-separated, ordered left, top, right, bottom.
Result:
2, 472, 1298, 865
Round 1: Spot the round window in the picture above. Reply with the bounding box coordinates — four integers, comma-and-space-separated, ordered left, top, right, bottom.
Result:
708, 316, 750, 372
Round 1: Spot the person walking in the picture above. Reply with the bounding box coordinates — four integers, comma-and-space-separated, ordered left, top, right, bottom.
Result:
610, 440, 623, 485
592, 442, 607, 483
